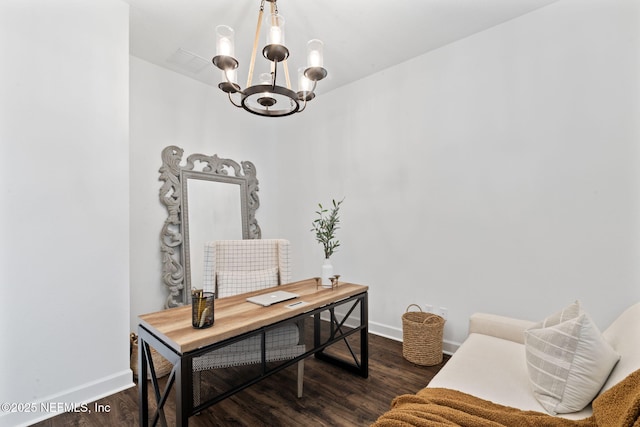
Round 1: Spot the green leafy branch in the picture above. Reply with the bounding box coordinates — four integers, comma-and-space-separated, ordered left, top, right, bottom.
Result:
311, 198, 344, 259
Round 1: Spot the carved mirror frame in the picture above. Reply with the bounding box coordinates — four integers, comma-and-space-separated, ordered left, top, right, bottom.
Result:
158, 145, 261, 308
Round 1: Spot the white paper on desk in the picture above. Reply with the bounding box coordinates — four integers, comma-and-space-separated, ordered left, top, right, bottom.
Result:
285, 301, 310, 309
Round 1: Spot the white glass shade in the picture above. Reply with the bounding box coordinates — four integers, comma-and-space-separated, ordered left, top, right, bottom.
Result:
307, 39, 324, 67
259, 72, 272, 86
297, 67, 312, 92
216, 25, 235, 57
265, 13, 285, 46
221, 68, 237, 84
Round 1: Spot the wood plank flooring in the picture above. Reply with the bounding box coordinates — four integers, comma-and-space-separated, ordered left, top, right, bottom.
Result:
33, 330, 449, 427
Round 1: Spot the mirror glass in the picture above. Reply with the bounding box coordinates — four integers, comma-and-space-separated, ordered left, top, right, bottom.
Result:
159, 146, 261, 307
183, 174, 244, 291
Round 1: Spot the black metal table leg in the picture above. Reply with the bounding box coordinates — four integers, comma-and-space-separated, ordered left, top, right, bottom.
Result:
360, 292, 369, 377
138, 335, 148, 426
138, 326, 180, 427
313, 293, 369, 378
175, 353, 193, 426
314, 311, 321, 349
139, 290, 369, 425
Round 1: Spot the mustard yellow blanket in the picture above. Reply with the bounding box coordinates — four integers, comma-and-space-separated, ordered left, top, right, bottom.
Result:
372, 369, 640, 427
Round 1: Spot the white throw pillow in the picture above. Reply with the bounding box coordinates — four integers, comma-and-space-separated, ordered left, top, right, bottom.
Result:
524, 303, 620, 414
216, 267, 279, 298
536, 300, 581, 327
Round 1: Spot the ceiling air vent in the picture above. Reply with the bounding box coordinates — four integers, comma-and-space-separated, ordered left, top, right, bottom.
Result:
167, 48, 211, 74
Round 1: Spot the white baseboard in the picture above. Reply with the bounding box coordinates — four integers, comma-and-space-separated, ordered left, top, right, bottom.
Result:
319, 314, 461, 356
368, 320, 402, 341
0, 370, 134, 427
441, 339, 460, 356
1, 316, 460, 427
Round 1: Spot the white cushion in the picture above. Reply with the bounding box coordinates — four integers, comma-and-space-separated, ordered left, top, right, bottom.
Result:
536, 300, 581, 327
216, 267, 278, 298
429, 333, 594, 420
469, 312, 536, 344
524, 304, 620, 414
600, 302, 640, 393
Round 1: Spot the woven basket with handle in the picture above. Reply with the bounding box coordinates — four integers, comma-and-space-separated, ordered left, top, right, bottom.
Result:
130, 333, 172, 380
402, 304, 445, 366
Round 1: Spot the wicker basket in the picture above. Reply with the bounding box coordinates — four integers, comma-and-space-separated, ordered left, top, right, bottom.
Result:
402, 304, 445, 366
130, 333, 172, 380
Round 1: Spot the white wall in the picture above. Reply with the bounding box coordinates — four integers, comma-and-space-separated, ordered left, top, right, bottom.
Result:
129, 57, 283, 331
128, 0, 639, 355
8, 0, 635, 424
275, 0, 640, 349
0, 1, 132, 426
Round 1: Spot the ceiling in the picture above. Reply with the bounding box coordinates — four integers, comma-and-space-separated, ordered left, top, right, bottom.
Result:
126, 0, 559, 96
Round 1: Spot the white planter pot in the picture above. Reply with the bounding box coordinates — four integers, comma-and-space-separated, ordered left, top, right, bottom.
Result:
321, 258, 333, 287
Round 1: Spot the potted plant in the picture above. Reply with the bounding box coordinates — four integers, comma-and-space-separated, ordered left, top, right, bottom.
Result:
311, 198, 344, 286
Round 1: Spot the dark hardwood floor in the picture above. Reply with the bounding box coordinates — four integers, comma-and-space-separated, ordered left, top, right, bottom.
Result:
33, 330, 448, 427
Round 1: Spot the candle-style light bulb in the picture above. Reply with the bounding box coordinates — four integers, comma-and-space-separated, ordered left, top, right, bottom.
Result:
304, 39, 327, 82
307, 39, 323, 68
216, 25, 235, 58
271, 25, 282, 45
221, 68, 237, 84
297, 67, 312, 92
213, 24, 239, 73
265, 13, 285, 46
219, 37, 232, 56
259, 72, 272, 86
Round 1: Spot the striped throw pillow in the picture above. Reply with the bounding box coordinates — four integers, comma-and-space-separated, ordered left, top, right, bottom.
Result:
524, 302, 620, 414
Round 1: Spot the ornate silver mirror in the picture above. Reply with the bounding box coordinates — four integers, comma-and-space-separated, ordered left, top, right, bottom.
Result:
159, 146, 261, 307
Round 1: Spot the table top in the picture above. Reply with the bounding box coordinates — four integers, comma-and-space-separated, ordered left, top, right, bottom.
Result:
138, 278, 368, 353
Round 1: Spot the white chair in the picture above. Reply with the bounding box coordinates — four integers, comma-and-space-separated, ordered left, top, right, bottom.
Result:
192, 239, 305, 405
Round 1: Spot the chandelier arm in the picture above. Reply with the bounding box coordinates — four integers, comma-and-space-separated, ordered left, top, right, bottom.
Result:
227, 92, 242, 108
297, 96, 308, 113
246, 2, 266, 89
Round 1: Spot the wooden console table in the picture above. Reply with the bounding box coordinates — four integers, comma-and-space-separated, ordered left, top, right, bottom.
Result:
138, 278, 369, 426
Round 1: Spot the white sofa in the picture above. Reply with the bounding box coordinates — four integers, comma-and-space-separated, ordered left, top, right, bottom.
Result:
426, 301, 640, 420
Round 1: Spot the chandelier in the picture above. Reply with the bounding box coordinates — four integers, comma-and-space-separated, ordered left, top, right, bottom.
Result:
212, 0, 327, 117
